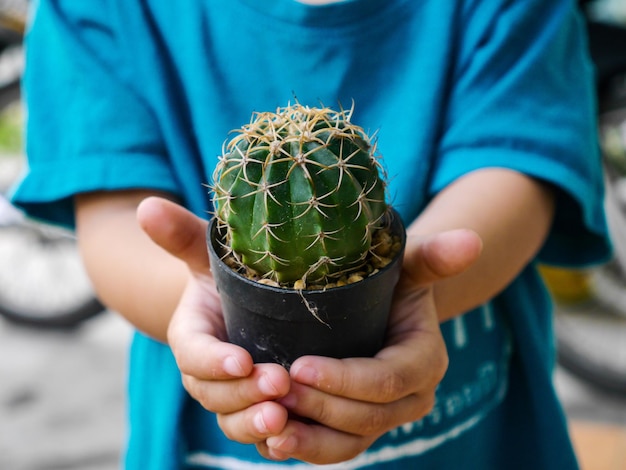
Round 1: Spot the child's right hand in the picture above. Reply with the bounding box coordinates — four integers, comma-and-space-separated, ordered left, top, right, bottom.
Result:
137, 196, 292, 443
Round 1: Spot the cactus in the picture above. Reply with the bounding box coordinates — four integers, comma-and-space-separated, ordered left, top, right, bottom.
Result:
211, 103, 390, 286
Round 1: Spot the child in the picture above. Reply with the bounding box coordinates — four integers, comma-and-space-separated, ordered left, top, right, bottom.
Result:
12, 0, 611, 468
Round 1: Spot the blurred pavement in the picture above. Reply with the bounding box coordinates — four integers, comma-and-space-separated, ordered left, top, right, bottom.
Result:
1, 310, 625, 470
0, 312, 131, 470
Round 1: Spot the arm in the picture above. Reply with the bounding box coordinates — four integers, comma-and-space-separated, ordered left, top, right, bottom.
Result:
406, 167, 555, 322
75, 190, 188, 342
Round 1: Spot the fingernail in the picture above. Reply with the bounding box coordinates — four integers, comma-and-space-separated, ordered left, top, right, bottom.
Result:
223, 356, 245, 377
268, 448, 290, 461
292, 365, 319, 386
254, 411, 269, 434
259, 374, 279, 396
267, 434, 297, 454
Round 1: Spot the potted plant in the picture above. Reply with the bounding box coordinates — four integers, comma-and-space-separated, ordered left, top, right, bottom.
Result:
207, 103, 406, 368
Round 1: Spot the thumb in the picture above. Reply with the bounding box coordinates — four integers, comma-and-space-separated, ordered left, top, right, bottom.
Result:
402, 229, 483, 287
137, 196, 211, 273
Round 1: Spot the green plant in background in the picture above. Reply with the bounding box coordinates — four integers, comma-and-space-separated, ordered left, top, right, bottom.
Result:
0, 102, 22, 156
212, 103, 392, 286
602, 124, 626, 175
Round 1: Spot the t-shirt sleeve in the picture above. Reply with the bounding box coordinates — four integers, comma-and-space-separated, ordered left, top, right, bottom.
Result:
429, 0, 611, 267
10, 1, 179, 228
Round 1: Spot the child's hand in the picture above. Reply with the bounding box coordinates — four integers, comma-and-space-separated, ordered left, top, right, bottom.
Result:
138, 197, 292, 444
139, 197, 481, 464
256, 230, 482, 464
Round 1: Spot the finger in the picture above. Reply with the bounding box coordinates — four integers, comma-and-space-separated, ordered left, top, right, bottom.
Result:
217, 401, 289, 444
167, 291, 251, 379
169, 327, 253, 380
184, 363, 291, 415
261, 420, 376, 465
288, 328, 447, 404
277, 382, 434, 437
402, 229, 483, 287
136, 196, 210, 273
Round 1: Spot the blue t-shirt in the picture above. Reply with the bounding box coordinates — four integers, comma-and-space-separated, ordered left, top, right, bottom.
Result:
13, 0, 611, 468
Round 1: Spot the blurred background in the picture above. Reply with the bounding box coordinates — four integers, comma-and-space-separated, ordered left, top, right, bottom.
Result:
1, 0, 626, 469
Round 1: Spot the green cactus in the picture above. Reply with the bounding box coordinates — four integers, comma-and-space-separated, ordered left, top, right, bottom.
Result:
211, 103, 389, 286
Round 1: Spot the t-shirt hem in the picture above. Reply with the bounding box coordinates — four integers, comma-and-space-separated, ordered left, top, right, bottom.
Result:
10, 152, 181, 228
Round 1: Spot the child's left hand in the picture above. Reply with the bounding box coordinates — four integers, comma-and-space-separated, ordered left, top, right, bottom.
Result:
257, 230, 482, 464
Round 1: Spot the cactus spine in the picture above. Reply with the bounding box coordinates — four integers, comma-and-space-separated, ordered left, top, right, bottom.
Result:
212, 103, 389, 286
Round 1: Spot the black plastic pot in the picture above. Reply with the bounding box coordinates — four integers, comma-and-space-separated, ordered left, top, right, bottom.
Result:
207, 211, 406, 369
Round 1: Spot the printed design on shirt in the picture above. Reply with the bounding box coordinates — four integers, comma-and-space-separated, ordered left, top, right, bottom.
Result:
185, 303, 512, 469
